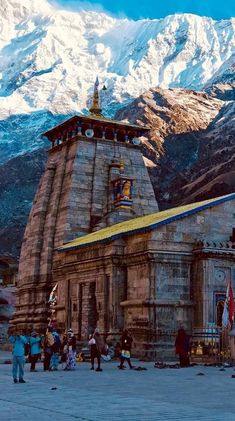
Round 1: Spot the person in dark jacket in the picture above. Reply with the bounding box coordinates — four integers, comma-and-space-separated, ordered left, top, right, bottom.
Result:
88, 328, 104, 372
43, 327, 54, 371
118, 329, 134, 369
175, 327, 190, 367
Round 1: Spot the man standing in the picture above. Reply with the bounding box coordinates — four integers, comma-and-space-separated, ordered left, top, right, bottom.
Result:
118, 329, 134, 370
9, 328, 27, 383
43, 327, 54, 371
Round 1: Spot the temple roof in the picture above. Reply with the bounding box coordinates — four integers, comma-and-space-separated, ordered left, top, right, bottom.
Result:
57, 192, 235, 252
43, 79, 149, 141
43, 114, 149, 139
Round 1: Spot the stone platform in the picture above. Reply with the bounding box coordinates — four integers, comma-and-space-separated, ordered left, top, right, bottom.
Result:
0, 352, 235, 420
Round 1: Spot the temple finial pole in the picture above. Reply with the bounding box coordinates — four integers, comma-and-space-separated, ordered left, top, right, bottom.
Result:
89, 77, 102, 116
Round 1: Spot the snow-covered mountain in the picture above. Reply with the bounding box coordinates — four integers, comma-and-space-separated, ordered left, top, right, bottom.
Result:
0, 0, 234, 257
0, 0, 234, 163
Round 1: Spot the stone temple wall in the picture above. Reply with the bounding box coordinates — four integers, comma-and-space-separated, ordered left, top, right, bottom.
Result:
122, 198, 235, 359
13, 133, 158, 332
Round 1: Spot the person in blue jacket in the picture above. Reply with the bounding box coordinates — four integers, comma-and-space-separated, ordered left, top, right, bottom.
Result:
29, 331, 42, 372
50, 328, 61, 371
9, 328, 27, 383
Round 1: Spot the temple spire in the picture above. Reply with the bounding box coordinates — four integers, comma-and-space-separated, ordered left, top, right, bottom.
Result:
89, 76, 103, 116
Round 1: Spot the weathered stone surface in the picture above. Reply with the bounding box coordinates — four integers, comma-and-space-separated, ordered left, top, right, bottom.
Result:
54, 198, 235, 359
12, 130, 158, 332
10, 108, 235, 359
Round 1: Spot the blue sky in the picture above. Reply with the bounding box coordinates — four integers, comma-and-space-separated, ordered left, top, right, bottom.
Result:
51, 0, 234, 20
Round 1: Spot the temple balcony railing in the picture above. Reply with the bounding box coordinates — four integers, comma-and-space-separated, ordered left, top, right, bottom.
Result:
193, 239, 235, 255
49, 132, 142, 152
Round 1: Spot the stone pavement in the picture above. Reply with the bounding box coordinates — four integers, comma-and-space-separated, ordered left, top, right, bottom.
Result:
0, 350, 12, 363
0, 354, 235, 421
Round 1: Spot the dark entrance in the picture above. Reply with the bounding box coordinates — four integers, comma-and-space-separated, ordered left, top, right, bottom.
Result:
216, 300, 225, 327
88, 282, 98, 335
214, 292, 226, 326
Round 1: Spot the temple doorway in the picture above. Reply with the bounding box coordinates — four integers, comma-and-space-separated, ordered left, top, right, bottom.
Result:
214, 292, 226, 327
216, 300, 225, 327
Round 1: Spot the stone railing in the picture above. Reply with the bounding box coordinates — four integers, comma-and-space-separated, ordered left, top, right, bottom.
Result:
193, 240, 235, 254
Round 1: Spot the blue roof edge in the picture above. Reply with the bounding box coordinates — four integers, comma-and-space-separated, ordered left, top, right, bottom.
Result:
57, 193, 235, 253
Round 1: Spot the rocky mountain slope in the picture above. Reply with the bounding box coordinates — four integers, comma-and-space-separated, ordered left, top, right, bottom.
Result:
0, 148, 47, 256
0, 0, 234, 163
0, 0, 234, 256
1, 86, 234, 257
115, 87, 235, 208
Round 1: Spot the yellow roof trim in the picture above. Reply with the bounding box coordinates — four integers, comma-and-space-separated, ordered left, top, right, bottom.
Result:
57, 193, 235, 252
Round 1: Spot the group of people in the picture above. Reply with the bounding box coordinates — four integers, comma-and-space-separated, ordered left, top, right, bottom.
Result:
9, 326, 78, 383
9, 326, 135, 383
9, 325, 190, 383
88, 328, 134, 371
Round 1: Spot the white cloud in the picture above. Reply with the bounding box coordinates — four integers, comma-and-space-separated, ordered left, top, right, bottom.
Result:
48, 0, 127, 19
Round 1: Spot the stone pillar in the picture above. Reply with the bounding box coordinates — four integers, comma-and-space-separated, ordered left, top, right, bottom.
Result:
110, 264, 126, 334
80, 283, 90, 340
95, 275, 105, 333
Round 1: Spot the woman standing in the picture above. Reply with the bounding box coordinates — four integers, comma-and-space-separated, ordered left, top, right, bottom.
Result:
118, 329, 134, 369
29, 331, 42, 372
64, 329, 76, 370
88, 328, 104, 372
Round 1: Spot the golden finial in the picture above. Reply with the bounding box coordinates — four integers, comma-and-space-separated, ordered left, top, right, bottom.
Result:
119, 160, 124, 172
89, 76, 103, 116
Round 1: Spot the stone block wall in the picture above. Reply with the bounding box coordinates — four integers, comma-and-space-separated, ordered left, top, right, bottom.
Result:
13, 132, 158, 331
53, 195, 235, 359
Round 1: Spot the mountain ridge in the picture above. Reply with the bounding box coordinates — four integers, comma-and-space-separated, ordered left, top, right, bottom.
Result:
0, 0, 234, 256
1, 85, 234, 257
0, 0, 234, 163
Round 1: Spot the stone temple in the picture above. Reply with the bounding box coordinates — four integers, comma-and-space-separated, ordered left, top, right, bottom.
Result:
12, 80, 235, 358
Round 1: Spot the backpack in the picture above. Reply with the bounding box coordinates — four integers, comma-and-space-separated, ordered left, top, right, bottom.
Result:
52, 334, 61, 352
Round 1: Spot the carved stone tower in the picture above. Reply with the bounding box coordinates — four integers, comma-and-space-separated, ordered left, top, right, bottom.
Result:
12, 80, 159, 331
